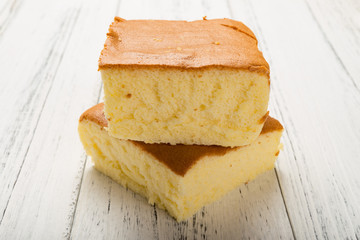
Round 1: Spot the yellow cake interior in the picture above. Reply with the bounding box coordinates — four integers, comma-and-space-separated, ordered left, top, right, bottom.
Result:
101, 66, 270, 147
78, 105, 282, 221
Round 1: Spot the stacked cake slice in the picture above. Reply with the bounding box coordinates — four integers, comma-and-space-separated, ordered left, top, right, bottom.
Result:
78, 17, 283, 221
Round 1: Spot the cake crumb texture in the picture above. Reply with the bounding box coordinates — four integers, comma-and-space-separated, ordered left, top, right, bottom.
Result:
78, 104, 283, 221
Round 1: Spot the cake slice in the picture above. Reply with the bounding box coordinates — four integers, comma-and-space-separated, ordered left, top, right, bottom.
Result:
99, 17, 270, 147
78, 103, 283, 221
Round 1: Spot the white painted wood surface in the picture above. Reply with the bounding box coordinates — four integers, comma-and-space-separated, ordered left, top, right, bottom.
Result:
0, 0, 359, 239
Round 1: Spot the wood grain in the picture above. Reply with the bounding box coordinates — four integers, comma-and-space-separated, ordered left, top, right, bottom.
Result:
229, 0, 360, 238
0, 0, 24, 37
72, 166, 293, 239
0, 0, 359, 238
0, 0, 117, 238
305, 0, 360, 89
0, 0, 83, 225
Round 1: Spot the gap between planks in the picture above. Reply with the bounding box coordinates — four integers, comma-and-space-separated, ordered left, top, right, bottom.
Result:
302, 0, 360, 93
0, 7, 81, 224
67, 0, 120, 236
227, 0, 296, 238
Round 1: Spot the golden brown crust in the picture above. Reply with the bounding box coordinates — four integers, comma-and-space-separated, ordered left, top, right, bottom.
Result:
132, 141, 230, 176
79, 103, 108, 128
98, 17, 269, 76
79, 103, 283, 176
261, 116, 283, 134
258, 111, 269, 124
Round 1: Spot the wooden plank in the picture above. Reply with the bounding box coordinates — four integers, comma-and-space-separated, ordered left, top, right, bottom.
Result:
229, 0, 360, 238
156, 171, 293, 240
0, 0, 24, 37
0, 0, 83, 223
304, 0, 360, 88
70, 159, 159, 240
0, 0, 117, 238
72, 167, 293, 239
71, 0, 294, 239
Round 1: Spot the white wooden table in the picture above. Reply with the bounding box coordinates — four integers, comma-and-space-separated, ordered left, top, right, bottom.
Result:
1, 0, 359, 239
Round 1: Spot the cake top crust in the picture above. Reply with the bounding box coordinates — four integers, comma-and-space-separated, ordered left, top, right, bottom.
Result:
98, 17, 269, 76
79, 103, 108, 128
79, 103, 282, 176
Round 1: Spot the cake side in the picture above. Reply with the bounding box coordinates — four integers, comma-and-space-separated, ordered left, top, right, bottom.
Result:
181, 129, 283, 216
78, 104, 283, 221
79, 103, 282, 176
99, 17, 269, 76
102, 66, 270, 146
79, 103, 282, 137
78, 119, 182, 216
